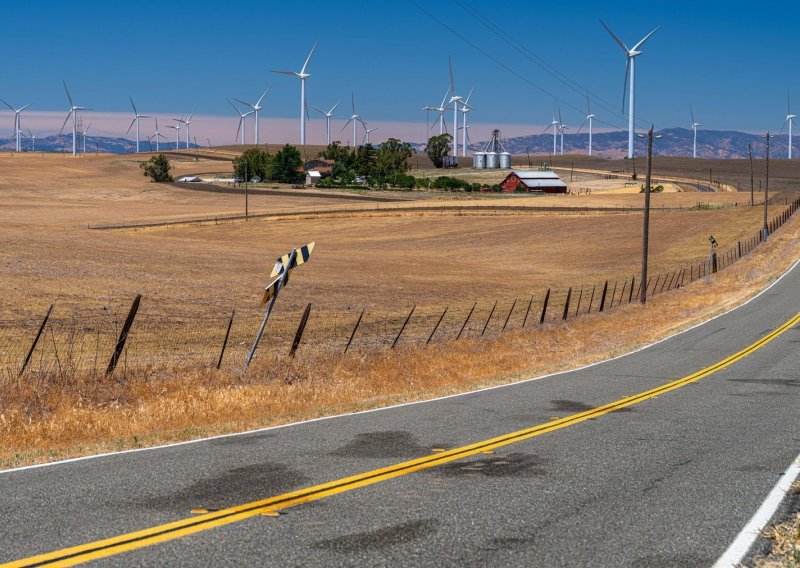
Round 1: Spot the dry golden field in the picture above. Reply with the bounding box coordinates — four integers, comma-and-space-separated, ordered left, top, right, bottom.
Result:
0, 150, 797, 466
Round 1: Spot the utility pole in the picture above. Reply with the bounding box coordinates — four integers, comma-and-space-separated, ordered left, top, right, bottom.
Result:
244, 161, 249, 219
638, 125, 660, 304
763, 132, 770, 241
748, 144, 754, 207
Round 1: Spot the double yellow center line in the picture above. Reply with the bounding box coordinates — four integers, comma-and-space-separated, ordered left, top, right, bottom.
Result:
6, 311, 800, 567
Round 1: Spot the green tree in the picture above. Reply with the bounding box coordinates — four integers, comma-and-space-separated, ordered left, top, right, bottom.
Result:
269, 144, 304, 183
354, 143, 377, 177
375, 138, 413, 179
233, 148, 271, 181
140, 153, 173, 182
426, 134, 451, 168
321, 141, 352, 165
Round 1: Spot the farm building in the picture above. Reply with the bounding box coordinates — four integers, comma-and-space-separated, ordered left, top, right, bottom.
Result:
500, 170, 568, 193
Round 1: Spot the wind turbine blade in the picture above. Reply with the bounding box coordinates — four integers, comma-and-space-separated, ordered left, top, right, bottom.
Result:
235, 116, 243, 143
154, 116, 159, 131
351, 92, 356, 114
576, 118, 589, 135
449, 56, 456, 94
188, 111, 195, 122
227, 98, 242, 115
0, 98, 14, 112
600, 20, 629, 52
18, 103, 32, 112
256, 87, 271, 107
63, 81, 74, 108
340, 118, 353, 132
270, 70, 298, 77
631, 26, 660, 52
622, 58, 630, 113
130, 96, 138, 115
690, 105, 695, 126
464, 86, 474, 105
778, 120, 787, 136
85, 122, 92, 134
234, 98, 256, 110
586, 89, 591, 115
126, 118, 136, 135
541, 124, 552, 135
439, 87, 450, 109
309, 104, 326, 116
300, 40, 318, 75
330, 98, 342, 114
59, 111, 73, 134
558, 104, 563, 126
788, 89, 792, 115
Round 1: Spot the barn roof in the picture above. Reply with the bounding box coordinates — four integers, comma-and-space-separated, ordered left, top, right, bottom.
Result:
506, 169, 567, 189
513, 169, 562, 180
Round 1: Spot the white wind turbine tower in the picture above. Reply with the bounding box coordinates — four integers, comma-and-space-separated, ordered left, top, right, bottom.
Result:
127, 97, 151, 154
782, 90, 796, 159
557, 107, 569, 155
152, 116, 168, 152
175, 112, 194, 149
271, 41, 317, 145
577, 92, 596, 156
81, 123, 92, 155
459, 87, 475, 157
363, 125, 378, 145
167, 120, 181, 150
1, 99, 31, 152
26, 129, 38, 151
690, 105, 701, 159
235, 88, 271, 145
340, 94, 365, 147
227, 99, 253, 145
60, 82, 88, 156
541, 102, 560, 155
310, 99, 341, 145
448, 57, 462, 157
601, 20, 660, 159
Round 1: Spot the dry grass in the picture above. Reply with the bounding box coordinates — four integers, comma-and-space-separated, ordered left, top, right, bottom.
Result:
752, 511, 800, 567
1, 207, 799, 469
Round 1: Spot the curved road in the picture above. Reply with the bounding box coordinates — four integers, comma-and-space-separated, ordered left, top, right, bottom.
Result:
2, 265, 799, 567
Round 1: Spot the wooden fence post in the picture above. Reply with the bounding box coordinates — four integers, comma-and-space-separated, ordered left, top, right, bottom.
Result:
457, 302, 477, 340
216, 309, 235, 369
598, 281, 609, 312
391, 305, 416, 349
629, 276, 635, 303
289, 303, 312, 357
19, 304, 54, 377
107, 294, 141, 375
609, 281, 618, 309
561, 287, 572, 321
587, 284, 596, 313
344, 309, 365, 353
427, 307, 448, 345
482, 301, 497, 336
539, 289, 551, 324
522, 296, 534, 329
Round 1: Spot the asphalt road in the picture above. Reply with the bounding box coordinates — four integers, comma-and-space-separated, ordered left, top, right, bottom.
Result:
681, 182, 716, 192
2, 265, 799, 567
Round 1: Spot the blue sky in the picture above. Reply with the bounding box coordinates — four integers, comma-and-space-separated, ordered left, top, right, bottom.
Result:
2, 0, 799, 143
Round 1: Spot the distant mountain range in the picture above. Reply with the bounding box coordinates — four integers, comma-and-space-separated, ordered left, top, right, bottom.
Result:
475, 128, 791, 160
0, 134, 197, 154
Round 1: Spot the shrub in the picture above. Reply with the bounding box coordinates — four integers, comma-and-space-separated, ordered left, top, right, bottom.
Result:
140, 154, 173, 182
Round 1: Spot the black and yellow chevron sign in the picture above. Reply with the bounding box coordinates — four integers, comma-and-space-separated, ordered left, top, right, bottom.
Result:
260, 276, 282, 305
270, 242, 315, 278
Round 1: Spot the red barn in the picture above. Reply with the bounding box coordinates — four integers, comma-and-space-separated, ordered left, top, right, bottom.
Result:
500, 170, 568, 193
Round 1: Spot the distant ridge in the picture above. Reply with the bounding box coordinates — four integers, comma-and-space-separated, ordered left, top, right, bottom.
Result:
472, 128, 794, 160
0, 134, 199, 154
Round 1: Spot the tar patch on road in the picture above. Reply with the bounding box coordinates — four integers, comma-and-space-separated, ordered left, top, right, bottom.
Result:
312, 519, 438, 552
727, 378, 799, 387
330, 431, 450, 459
135, 462, 309, 512
435, 452, 549, 478
550, 399, 594, 413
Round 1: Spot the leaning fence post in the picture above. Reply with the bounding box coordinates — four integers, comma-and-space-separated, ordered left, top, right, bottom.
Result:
19, 303, 54, 377
521, 296, 534, 329
289, 303, 312, 357
562, 288, 572, 320
482, 301, 497, 336
539, 289, 551, 324
575, 286, 584, 316
216, 309, 235, 369
107, 294, 141, 375
427, 306, 448, 345
598, 281, 609, 312
609, 281, 618, 309
344, 309, 365, 353
587, 285, 596, 313
629, 276, 635, 303
501, 299, 517, 333
457, 302, 477, 340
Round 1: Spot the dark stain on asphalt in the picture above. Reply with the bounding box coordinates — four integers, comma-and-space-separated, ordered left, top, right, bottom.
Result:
631, 553, 713, 567
206, 432, 275, 447
435, 452, 549, 478
331, 431, 448, 459
728, 378, 799, 387
136, 462, 308, 511
550, 399, 594, 413
312, 519, 438, 552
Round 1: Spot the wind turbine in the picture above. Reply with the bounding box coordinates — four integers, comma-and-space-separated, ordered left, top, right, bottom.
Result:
448, 57, 462, 157
577, 91, 596, 156
271, 40, 317, 145
690, 105, 701, 159
26, 129, 38, 152
459, 87, 475, 157
1, 99, 31, 152
175, 112, 194, 149
127, 97, 151, 154
363, 125, 378, 145
152, 116, 168, 152
310, 99, 341, 145
542, 102, 560, 156
60, 82, 87, 156
235, 88, 271, 145
782, 90, 796, 159
431, 87, 450, 136
227, 99, 253, 145
557, 107, 568, 155
340, 93, 365, 147
81, 123, 92, 155
167, 120, 181, 150
601, 20, 660, 159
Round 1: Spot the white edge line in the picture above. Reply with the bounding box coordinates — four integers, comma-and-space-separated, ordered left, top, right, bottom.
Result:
2, 259, 799, 477
712, 452, 800, 568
